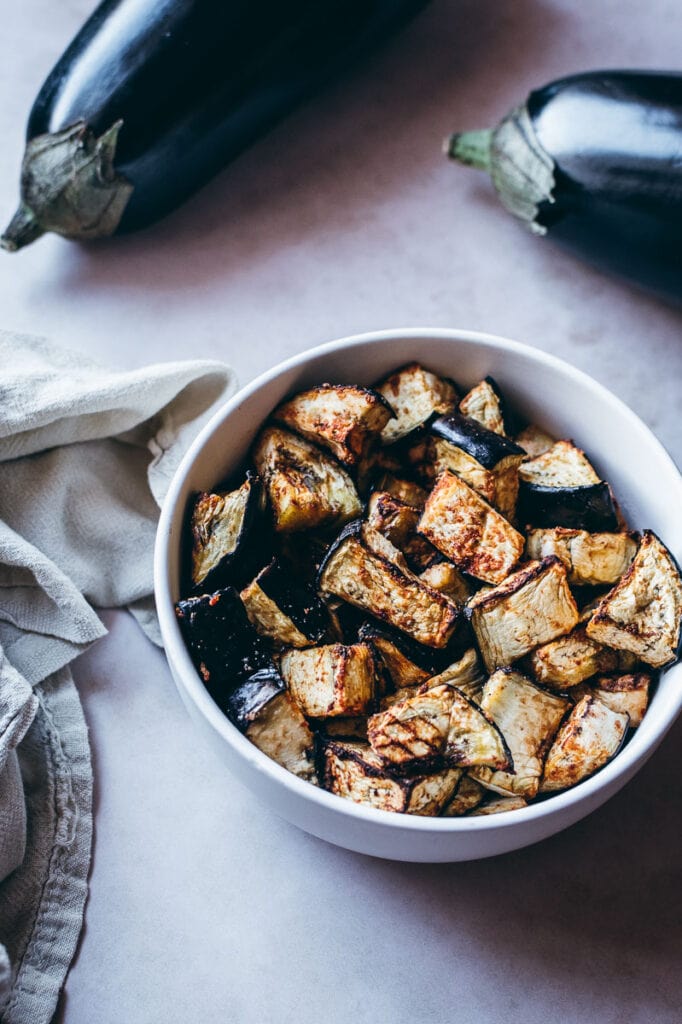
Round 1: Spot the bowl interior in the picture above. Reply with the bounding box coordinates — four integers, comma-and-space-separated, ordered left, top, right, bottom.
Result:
157, 329, 682, 832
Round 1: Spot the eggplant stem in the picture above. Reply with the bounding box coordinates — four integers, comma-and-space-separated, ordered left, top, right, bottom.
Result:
445, 129, 493, 171
1, 204, 45, 252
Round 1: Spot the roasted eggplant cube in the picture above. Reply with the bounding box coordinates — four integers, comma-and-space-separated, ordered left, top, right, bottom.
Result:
518, 440, 618, 531
253, 425, 361, 532
586, 673, 651, 728
586, 531, 682, 668
240, 559, 329, 648
540, 696, 629, 793
273, 383, 393, 467
367, 683, 454, 771
375, 362, 458, 444
227, 668, 316, 782
189, 473, 263, 591
515, 423, 556, 458
445, 688, 512, 770
376, 474, 428, 509
280, 643, 376, 718
441, 773, 486, 816
427, 412, 527, 519
321, 739, 461, 815
427, 648, 486, 702
175, 587, 270, 699
318, 522, 459, 649
468, 557, 579, 671
525, 527, 637, 586
471, 670, 570, 799
470, 795, 528, 815
367, 490, 439, 571
357, 620, 459, 687
418, 470, 524, 585
419, 561, 472, 605
459, 376, 516, 437
529, 626, 627, 689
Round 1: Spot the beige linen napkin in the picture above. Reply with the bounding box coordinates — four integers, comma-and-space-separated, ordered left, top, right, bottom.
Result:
0, 330, 235, 1023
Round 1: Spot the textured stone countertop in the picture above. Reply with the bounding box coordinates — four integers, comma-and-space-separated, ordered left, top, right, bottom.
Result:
1, 2, 680, 1022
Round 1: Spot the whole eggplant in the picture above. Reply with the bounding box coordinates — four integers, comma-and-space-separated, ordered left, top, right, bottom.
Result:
446, 71, 682, 303
2, 0, 430, 251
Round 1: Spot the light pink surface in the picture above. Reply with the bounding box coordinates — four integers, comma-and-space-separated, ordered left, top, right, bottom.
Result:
1, 1, 680, 1021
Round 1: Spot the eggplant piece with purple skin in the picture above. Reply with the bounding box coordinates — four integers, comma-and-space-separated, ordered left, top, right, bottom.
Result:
517, 440, 619, 532
175, 587, 271, 703
240, 558, 330, 647
189, 472, 266, 593
2, 0, 432, 250
446, 70, 682, 304
227, 666, 317, 782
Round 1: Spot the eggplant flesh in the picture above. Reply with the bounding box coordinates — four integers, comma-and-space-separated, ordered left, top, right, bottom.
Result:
2, 0, 430, 250
447, 70, 682, 304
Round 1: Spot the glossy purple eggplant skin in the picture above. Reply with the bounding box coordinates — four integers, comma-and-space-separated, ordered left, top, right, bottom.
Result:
528, 71, 682, 301
27, 0, 430, 234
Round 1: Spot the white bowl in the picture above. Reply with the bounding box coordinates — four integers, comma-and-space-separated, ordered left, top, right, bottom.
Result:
154, 328, 682, 862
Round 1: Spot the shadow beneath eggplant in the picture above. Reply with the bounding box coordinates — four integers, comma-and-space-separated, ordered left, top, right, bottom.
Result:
319, 713, 682, 1017
41, 0, 566, 298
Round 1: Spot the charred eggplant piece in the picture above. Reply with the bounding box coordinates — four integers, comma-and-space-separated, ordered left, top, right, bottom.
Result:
375, 362, 458, 444
427, 648, 486, 702
280, 642, 376, 718
321, 739, 461, 814
189, 473, 264, 592
253, 425, 361, 532
467, 556, 579, 671
418, 470, 525, 585
240, 559, 329, 648
586, 531, 682, 667
175, 587, 270, 701
526, 527, 637, 586
540, 696, 629, 793
441, 773, 486, 816
518, 441, 619, 531
424, 412, 527, 519
273, 384, 393, 467
445, 688, 512, 770
227, 667, 316, 782
529, 626, 638, 689
472, 669, 570, 799
574, 672, 651, 728
367, 490, 439, 572
375, 474, 428, 509
317, 521, 460, 648
357, 620, 460, 687
458, 376, 518, 437
470, 795, 528, 815
419, 561, 471, 605
367, 683, 454, 772
515, 423, 556, 458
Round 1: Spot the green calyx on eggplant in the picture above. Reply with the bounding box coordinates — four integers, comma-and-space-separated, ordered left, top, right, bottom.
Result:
446, 70, 682, 303
2, 0, 431, 251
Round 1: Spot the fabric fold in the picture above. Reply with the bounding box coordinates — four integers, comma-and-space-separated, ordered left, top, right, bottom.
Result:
0, 330, 236, 1023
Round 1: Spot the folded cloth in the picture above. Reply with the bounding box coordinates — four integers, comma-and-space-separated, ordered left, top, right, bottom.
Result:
0, 330, 235, 1023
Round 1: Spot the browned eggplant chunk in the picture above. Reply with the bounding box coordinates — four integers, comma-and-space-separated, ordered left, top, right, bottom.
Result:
189, 472, 264, 591
273, 383, 394, 466
418, 470, 525, 584
468, 557, 579, 671
586, 531, 682, 667
253, 425, 361, 532
280, 642, 376, 718
540, 695, 629, 792
317, 522, 460, 648
374, 362, 459, 444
